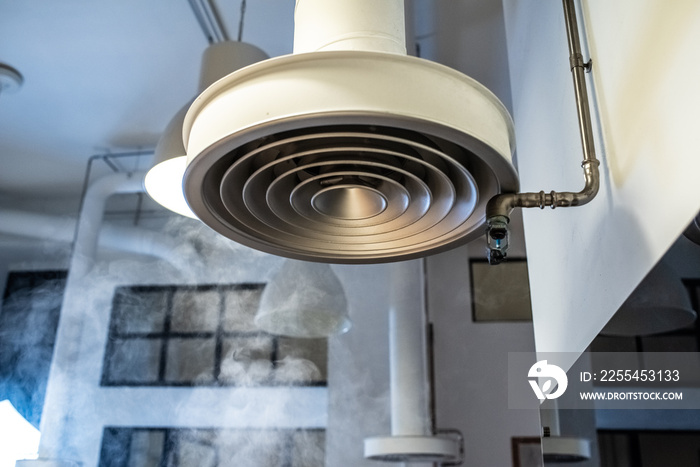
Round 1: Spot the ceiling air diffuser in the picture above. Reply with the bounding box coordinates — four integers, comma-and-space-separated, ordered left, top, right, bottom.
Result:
182, 0, 518, 263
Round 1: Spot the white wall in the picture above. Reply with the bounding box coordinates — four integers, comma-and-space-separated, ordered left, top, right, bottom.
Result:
426, 213, 542, 467
502, 0, 700, 368
326, 264, 393, 467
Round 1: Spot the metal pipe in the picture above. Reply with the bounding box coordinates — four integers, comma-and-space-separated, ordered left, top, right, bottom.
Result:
187, 0, 229, 44
237, 0, 247, 42
484, 0, 600, 264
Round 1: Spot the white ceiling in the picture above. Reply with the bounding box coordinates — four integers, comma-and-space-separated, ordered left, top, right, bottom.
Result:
0, 0, 294, 198
0, 0, 510, 199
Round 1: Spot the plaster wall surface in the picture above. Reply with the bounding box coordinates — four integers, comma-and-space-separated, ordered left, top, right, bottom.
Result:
502, 0, 700, 369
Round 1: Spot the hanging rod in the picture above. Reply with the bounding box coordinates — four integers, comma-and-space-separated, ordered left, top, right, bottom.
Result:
484, 0, 600, 265
187, 0, 230, 43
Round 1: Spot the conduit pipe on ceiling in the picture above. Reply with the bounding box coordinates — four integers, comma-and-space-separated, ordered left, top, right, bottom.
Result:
484, 0, 600, 264
187, 0, 229, 44
0, 209, 196, 270
364, 260, 462, 464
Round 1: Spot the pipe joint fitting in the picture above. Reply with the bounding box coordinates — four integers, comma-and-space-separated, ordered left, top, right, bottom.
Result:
569, 53, 586, 70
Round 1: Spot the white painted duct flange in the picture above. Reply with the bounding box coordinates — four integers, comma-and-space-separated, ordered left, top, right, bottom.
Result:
364, 435, 462, 463
542, 437, 591, 463
183, 51, 518, 263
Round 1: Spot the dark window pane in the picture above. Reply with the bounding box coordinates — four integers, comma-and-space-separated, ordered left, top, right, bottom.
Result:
290, 430, 326, 467
275, 338, 327, 384
170, 290, 220, 333
105, 338, 162, 384
99, 427, 132, 467
112, 289, 168, 334
217, 430, 286, 466
175, 430, 218, 467
128, 429, 165, 467
219, 336, 274, 385
0, 270, 66, 427
164, 338, 216, 384
222, 288, 263, 333
100, 427, 326, 467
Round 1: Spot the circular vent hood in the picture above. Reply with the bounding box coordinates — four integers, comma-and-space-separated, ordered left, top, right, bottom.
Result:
182, 2, 518, 263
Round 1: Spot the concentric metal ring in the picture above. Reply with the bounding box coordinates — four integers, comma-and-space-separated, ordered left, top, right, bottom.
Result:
188, 124, 505, 261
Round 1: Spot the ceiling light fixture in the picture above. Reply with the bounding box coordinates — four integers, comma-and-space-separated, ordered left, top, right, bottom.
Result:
145, 41, 268, 218
254, 260, 350, 338
146, 0, 267, 218
601, 261, 697, 336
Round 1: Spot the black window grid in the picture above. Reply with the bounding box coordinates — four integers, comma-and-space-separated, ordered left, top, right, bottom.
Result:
101, 283, 327, 387
99, 426, 326, 467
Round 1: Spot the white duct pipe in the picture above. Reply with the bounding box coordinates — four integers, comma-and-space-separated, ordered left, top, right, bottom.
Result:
0, 209, 199, 271
0, 209, 76, 242
72, 172, 145, 277
540, 399, 562, 437
36, 172, 198, 462
16, 461, 80, 467
293, 0, 406, 55
388, 259, 430, 436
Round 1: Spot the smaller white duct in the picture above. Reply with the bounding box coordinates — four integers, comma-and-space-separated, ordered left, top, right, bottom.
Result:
388, 259, 430, 436
16, 460, 81, 467
364, 259, 462, 463
72, 172, 145, 277
0, 210, 76, 242
293, 0, 406, 54
0, 209, 198, 271
540, 399, 591, 462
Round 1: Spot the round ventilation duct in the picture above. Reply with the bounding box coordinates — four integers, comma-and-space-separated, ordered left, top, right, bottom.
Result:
183, 0, 518, 263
